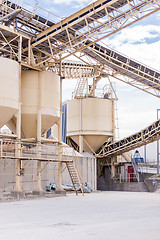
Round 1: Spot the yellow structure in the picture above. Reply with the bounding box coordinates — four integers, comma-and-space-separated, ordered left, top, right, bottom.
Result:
0, 57, 19, 128
67, 97, 114, 153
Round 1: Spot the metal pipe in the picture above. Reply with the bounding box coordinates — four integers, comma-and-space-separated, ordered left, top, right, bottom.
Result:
144, 145, 146, 163
157, 109, 160, 175
57, 72, 63, 190
15, 64, 22, 191
0, 133, 17, 138
36, 72, 42, 191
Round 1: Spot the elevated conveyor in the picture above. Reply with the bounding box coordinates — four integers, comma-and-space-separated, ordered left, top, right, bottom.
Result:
32, 0, 160, 52
83, 42, 160, 97
14, 0, 160, 67
1, 0, 160, 73
98, 119, 160, 158
0, 0, 54, 34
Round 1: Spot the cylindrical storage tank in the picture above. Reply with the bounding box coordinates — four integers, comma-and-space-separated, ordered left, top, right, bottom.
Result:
0, 57, 19, 128
67, 98, 114, 152
21, 70, 60, 138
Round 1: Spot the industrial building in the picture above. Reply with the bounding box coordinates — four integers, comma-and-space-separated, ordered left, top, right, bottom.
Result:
0, 0, 160, 199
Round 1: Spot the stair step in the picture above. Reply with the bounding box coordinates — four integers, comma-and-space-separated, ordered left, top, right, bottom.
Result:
66, 159, 84, 195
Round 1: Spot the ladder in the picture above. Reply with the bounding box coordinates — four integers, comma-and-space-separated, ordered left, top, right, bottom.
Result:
64, 148, 84, 195
74, 77, 87, 98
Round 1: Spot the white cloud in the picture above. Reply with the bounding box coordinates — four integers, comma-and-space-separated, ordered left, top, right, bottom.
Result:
105, 25, 160, 47
110, 40, 160, 71
99, 25, 160, 72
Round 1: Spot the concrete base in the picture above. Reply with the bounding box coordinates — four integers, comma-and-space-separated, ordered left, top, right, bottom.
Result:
145, 179, 160, 192
32, 190, 45, 197
11, 191, 25, 199
45, 191, 66, 198
54, 189, 66, 196
97, 178, 149, 192
24, 191, 33, 197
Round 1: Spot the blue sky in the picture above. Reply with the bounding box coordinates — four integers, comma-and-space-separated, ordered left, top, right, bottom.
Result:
23, 0, 93, 22
21, 0, 160, 160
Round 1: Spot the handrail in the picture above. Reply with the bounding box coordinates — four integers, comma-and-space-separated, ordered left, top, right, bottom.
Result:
72, 148, 83, 185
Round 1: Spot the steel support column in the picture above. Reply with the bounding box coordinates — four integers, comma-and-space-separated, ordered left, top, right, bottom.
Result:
157, 109, 160, 174
15, 64, 22, 191
36, 73, 42, 191
57, 75, 63, 190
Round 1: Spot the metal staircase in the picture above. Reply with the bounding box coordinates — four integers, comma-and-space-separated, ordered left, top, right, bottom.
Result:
63, 147, 84, 195
66, 161, 84, 195
73, 77, 87, 98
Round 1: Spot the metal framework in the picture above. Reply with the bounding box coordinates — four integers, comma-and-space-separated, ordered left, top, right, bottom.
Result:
50, 60, 101, 79
82, 42, 160, 97
28, 0, 160, 69
0, 137, 84, 195
98, 119, 160, 157
0, 0, 160, 186
0, 0, 160, 74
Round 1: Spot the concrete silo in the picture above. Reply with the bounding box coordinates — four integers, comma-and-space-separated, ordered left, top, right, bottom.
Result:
66, 95, 115, 153
7, 70, 60, 138
0, 57, 19, 128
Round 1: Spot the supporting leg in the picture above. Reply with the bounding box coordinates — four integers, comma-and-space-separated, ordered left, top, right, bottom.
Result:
36, 108, 42, 191
15, 68, 22, 191
33, 108, 45, 196
111, 158, 116, 179
57, 121, 63, 190
79, 135, 83, 153
12, 65, 23, 197
36, 143, 42, 191
57, 75, 63, 190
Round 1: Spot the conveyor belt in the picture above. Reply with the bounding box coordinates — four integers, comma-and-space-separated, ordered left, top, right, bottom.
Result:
0, 0, 160, 94
1, 0, 160, 72
34, 0, 128, 43
28, 0, 160, 61
83, 41, 160, 92
0, 0, 54, 35
98, 119, 160, 157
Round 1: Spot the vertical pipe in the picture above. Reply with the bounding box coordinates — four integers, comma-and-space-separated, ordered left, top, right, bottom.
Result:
28, 39, 31, 65
93, 77, 95, 97
94, 157, 97, 191
57, 75, 63, 190
18, 36, 22, 62
15, 63, 22, 191
144, 145, 146, 163
112, 100, 115, 141
79, 135, 83, 154
36, 109, 42, 191
157, 109, 159, 174
0, 140, 2, 159
86, 77, 88, 97
111, 157, 116, 178
36, 73, 42, 191
79, 98, 83, 153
